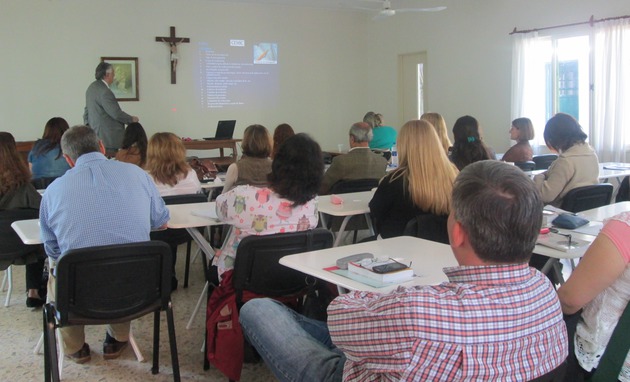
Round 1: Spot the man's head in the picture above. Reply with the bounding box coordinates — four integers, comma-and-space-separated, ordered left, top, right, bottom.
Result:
95, 62, 114, 84
61, 125, 104, 165
448, 160, 542, 264
348, 122, 372, 148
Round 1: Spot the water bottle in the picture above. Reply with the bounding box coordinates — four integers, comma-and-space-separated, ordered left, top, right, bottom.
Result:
390, 144, 398, 168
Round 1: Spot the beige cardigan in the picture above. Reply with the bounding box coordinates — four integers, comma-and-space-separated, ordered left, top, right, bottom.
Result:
533, 143, 599, 207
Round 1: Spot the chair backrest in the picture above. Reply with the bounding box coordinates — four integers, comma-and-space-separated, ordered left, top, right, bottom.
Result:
616, 176, 630, 203
162, 193, 208, 205
532, 154, 558, 170
560, 183, 613, 213
514, 161, 536, 171
232, 228, 333, 302
330, 178, 379, 194
403, 214, 450, 245
54, 241, 172, 325
0, 208, 40, 260
31, 177, 58, 190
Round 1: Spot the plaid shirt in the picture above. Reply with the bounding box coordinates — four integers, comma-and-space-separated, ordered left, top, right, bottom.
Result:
328, 263, 567, 381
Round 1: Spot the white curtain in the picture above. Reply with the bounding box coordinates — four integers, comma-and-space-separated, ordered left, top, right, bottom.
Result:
592, 18, 630, 163
511, 33, 551, 148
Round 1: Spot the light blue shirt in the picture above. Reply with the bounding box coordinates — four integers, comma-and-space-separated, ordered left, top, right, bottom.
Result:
40, 152, 170, 260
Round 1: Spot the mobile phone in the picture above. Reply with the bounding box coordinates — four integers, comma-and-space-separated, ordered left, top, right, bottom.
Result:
372, 262, 409, 274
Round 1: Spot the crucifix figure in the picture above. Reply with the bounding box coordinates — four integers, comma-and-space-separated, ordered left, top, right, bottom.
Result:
155, 26, 190, 84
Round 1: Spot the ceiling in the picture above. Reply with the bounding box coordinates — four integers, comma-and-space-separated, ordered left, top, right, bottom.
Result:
210, 0, 446, 13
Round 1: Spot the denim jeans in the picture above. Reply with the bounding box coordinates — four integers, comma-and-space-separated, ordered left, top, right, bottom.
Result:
240, 298, 345, 382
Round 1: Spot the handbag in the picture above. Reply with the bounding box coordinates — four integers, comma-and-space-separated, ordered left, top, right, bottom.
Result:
188, 157, 218, 182
552, 213, 589, 229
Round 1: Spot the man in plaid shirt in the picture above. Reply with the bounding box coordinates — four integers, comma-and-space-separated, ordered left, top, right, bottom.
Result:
240, 160, 567, 381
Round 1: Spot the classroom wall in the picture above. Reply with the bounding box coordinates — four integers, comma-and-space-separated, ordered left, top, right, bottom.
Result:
2, 0, 629, 153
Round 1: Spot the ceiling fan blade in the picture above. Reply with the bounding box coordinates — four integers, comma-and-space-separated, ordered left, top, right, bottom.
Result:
395, 6, 447, 13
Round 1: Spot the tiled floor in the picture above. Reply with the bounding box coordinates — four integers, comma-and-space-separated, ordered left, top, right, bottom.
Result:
0, 243, 278, 382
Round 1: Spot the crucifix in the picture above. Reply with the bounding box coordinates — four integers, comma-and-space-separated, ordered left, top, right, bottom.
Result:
155, 26, 190, 84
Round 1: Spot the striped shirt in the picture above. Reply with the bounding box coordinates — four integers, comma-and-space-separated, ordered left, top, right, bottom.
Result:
40, 152, 170, 260
328, 263, 567, 381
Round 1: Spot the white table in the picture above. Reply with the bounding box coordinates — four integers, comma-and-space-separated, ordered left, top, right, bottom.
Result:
527, 162, 630, 183
279, 236, 457, 293
318, 191, 375, 247
11, 219, 41, 245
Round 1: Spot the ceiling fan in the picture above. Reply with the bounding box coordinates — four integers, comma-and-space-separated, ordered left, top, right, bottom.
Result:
358, 0, 446, 20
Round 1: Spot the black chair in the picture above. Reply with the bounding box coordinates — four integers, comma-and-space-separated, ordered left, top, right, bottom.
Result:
371, 149, 392, 161
560, 183, 613, 213
514, 161, 536, 171
31, 177, 58, 190
329, 179, 379, 243
42, 241, 180, 382
532, 154, 558, 170
156, 193, 208, 288
0, 208, 43, 307
616, 176, 629, 202
403, 214, 449, 245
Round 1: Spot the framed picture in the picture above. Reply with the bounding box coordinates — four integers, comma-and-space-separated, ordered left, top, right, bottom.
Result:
100, 57, 139, 101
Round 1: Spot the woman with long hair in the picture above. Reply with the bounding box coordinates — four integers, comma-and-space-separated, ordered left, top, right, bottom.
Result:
502, 117, 534, 163
449, 115, 495, 170
28, 117, 71, 180
115, 122, 148, 167
369, 120, 459, 238
214, 133, 323, 277
421, 112, 452, 154
271, 123, 295, 159
145, 132, 201, 196
1, 132, 47, 307
222, 124, 273, 192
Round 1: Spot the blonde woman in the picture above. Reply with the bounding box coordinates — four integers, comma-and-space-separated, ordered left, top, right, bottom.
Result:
421, 112, 452, 154
369, 120, 458, 238
145, 132, 201, 196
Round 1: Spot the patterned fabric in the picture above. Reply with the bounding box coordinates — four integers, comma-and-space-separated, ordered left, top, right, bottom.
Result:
213, 184, 318, 277
40, 152, 170, 261
576, 212, 630, 381
328, 263, 567, 382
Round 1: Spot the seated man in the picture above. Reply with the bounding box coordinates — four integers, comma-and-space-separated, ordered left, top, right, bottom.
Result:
39, 125, 169, 364
240, 160, 567, 381
319, 122, 388, 195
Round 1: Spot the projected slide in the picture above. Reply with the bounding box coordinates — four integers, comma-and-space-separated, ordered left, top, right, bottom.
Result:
197, 40, 279, 109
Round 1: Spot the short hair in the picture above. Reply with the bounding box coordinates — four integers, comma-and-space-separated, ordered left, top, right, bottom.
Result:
349, 122, 373, 143
511, 117, 535, 141
121, 122, 148, 166
268, 133, 323, 206
95, 62, 112, 80
544, 113, 587, 152
242, 124, 272, 158
421, 112, 452, 154
145, 132, 189, 186
272, 123, 295, 159
452, 160, 542, 263
61, 125, 101, 161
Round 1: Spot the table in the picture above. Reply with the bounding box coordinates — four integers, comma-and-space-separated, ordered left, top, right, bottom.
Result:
279, 236, 458, 293
318, 191, 375, 247
11, 219, 40, 245
182, 139, 241, 166
527, 162, 630, 183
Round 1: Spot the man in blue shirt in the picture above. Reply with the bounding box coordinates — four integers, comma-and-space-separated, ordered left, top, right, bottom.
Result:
40, 125, 169, 364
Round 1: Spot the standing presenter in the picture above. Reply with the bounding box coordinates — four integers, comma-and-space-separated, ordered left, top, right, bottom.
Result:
83, 62, 138, 156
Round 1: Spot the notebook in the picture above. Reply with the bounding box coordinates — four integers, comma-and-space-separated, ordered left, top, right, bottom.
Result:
204, 120, 236, 140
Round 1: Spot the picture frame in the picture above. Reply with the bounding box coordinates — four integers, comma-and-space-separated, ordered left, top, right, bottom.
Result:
100, 57, 139, 101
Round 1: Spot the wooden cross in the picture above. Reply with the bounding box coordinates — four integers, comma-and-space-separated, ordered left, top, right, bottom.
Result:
155, 26, 190, 84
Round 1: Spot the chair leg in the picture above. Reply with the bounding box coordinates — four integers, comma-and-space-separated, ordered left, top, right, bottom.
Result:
4, 266, 12, 307
43, 304, 61, 382
186, 281, 209, 329
129, 329, 145, 362
166, 301, 181, 382
152, 311, 160, 375
183, 241, 192, 288
1, 267, 7, 292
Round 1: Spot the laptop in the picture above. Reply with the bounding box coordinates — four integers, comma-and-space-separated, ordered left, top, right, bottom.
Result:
204, 120, 236, 140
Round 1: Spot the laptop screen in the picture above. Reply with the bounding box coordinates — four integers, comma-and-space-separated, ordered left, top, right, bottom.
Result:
215, 120, 236, 139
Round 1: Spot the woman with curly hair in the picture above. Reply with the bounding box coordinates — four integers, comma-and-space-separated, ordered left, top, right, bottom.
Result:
1, 132, 47, 307
213, 133, 323, 277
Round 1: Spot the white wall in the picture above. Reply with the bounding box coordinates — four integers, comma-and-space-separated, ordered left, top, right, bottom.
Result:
2, 0, 630, 153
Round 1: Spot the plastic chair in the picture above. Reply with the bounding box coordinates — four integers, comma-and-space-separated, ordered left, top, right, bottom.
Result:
403, 214, 450, 245
514, 161, 536, 171
0, 208, 43, 307
31, 177, 58, 190
560, 183, 613, 213
532, 154, 558, 170
42, 241, 180, 382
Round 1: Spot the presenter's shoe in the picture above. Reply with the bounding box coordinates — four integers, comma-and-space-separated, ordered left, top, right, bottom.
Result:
66, 343, 91, 364
103, 333, 128, 360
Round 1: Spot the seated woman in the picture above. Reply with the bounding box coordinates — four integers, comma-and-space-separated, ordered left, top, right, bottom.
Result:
557, 212, 630, 381
213, 133, 322, 278
533, 113, 599, 207
222, 124, 273, 193
145, 132, 202, 290
271, 123, 294, 159
421, 112, 452, 155
1, 132, 47, 307
449, 115, 495, 170
369, 120, 458, 239
502, 117, 534, 163
28, 117, 71, 184
364, 111, 397, 150
115, 122, 148, 168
